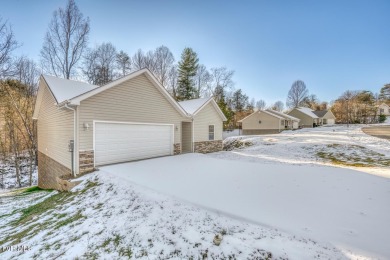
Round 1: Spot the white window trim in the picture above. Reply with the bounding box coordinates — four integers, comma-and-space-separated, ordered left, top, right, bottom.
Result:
208, 124, 215, 141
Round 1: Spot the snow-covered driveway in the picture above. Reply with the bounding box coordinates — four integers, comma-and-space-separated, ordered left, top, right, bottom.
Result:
101, 154, 390, 259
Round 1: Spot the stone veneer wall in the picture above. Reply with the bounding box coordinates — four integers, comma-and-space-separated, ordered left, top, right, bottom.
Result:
194, 140, 223, 153
174, 143, 181, 155
38, 151, 78, 191
79, 150, 95, 174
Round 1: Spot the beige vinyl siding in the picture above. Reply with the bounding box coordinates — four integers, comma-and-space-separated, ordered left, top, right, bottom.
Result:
322, 110, 336, 120
79, 74, 187, 150
378, 104, 390, 116
193, 102, 223, 142
37, 81, 74, 169
181, 122, 192, 153
241, 112, 280, 130
288, 109, 315, 127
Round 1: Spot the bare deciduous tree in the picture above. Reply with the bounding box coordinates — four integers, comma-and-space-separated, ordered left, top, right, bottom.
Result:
116, 50, 131, 77
40, 0, 90, 79
272, 101, 285, 112
166, 65, 178, 99
0, 17, 18, 78
208, 67, 234, 97
154, 45, 175, 88
14, 56, 40, 92
83, 42, 118, 86
286, 80, 309, 108
302, 94, 319, 110
247, 98, 255, 111
0, 80, 37, 187
194, 64, 211, 98
131, 49, 146, 71
256, 99, 266, 110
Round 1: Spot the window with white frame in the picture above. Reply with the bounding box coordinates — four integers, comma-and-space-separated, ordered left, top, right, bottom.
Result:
208, 125, 214, 140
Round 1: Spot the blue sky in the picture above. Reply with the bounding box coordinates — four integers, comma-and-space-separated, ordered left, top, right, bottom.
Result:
3, 0, 389, 105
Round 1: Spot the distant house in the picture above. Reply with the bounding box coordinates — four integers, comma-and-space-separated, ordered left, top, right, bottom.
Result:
312, 110, 336, 125
288, 107, 320, 128
378, 103, 390, 116
288, 107, 336, 127
238, 110, 300, 135
33, 68, 226, 190
265, 109, 300, 129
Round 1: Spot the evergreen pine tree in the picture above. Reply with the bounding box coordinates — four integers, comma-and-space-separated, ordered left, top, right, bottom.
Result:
176, 47, 199, 101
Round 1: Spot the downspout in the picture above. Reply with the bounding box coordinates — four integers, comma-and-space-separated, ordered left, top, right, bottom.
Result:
64, 103, 77, 177
191, 117, 194, 153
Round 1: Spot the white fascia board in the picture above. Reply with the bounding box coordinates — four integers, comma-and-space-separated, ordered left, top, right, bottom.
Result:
192, 98, 227, 121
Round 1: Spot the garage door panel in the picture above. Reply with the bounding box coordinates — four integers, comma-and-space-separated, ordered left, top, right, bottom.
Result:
94, 122, 173, 166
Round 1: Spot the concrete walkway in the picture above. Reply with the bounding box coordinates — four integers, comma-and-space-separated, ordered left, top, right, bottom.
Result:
362, 126, 390, 140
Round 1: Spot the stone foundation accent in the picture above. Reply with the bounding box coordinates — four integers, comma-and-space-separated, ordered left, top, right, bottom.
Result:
79, 150, 95, 174
194, 140, 223, 153
242, 129, 280, 135
174, 143, 181, 155
38, 151, 73, 190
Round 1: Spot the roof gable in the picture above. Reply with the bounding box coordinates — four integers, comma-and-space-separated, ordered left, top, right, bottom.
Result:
33, 69, 190, 119
179, 97, 227, 121
69, 69, 188, 118
294, 107, 319, 118
33, 77, 60, 119
266, 109, 300, 121
238, 110, 284, 123
42, 74, 99, 104
179, 98, 209, 114
312, 110, 328, 118
379, 103, 390, 109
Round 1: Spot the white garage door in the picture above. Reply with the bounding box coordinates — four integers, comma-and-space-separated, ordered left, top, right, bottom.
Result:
327, 119, 335, 125
94, 121, 173, 166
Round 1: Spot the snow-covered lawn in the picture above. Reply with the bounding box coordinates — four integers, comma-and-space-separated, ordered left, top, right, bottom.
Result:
102, 153, 390, 259
0, 173, 344, 259
218, 125, 390, 178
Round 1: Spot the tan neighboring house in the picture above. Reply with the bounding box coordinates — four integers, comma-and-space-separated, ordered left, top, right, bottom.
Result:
378, 103, 390, 116
288, 107, 336, 127
288, 107, 320, 127
238, 110, 299, 135
266, 109, 300, 129
312, 110, 336, 125
33, 69, 226, 190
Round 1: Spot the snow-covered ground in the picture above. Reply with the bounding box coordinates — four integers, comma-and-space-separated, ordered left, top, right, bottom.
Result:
101, 153, 390, 259
1, 124, 389, 259
0, 173, 345, 259
219, 125, 390, 178
0, 155, 37, 190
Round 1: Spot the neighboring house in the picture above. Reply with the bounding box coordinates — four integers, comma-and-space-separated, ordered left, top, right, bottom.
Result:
266, 109, 300, 129
378, 103, 390, 116
33, 69, 226, 190
288, 107, 320, 128
238, 110, 297, 135
312, 110, 336, 125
